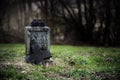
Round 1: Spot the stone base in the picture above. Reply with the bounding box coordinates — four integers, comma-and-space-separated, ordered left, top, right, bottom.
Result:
40, 58, 53, 67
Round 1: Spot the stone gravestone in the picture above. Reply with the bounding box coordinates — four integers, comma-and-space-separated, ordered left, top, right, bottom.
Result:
25, 19, 52, 64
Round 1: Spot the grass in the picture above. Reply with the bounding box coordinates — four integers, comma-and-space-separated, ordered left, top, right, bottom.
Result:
0, 44, 120, 80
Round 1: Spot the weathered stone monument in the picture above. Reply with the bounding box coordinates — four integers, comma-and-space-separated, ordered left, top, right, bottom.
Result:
25, 19, 52, 64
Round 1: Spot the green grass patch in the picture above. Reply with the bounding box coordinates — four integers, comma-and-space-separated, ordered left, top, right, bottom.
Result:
0, 44, 120, 80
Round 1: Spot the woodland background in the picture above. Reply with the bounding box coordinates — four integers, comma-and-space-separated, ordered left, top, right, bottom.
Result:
0, 0, 120, 46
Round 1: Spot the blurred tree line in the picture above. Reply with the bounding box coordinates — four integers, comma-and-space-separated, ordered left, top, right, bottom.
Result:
0, 0, 120, 46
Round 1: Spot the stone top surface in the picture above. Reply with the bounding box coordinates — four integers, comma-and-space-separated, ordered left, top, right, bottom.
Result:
25, 26, 50, 31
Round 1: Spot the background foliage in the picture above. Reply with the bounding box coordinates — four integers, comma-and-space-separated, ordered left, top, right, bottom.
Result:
0, 0, 120, 46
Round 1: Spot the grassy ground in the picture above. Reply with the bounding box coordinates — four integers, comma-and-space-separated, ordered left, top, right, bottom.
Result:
0, 44, 120, 80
